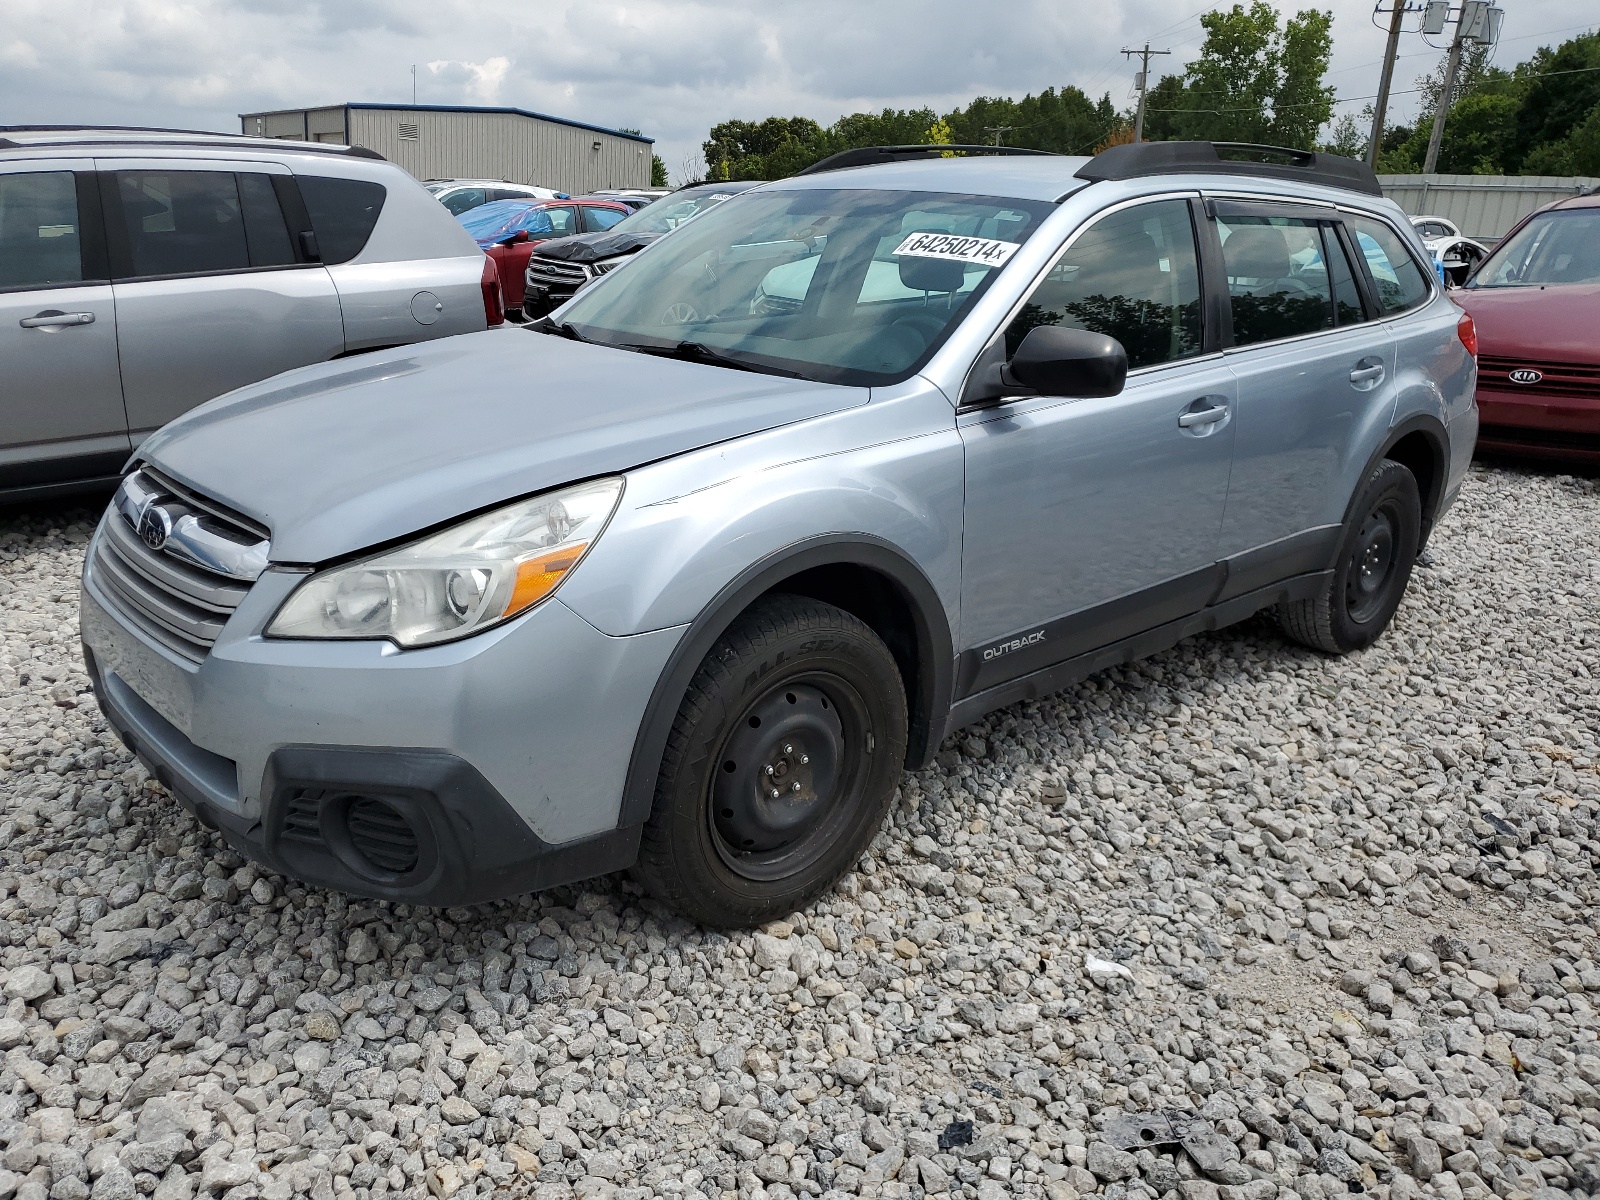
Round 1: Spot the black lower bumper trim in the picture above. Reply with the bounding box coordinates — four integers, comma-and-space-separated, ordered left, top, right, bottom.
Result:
84, 644, 640, 907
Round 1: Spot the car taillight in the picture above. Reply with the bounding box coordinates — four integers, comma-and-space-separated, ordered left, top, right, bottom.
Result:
480, 255, 504, 327
1457, 311, 1477, 358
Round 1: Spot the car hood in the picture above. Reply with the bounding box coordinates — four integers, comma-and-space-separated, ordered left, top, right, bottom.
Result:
136, 330, 867, 563
1455, 284, 1600, 363
534, 230, 658, 263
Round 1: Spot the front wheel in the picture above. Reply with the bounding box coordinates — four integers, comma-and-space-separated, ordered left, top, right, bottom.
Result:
1277, 458, 1421, 654
633, 594, 908, 928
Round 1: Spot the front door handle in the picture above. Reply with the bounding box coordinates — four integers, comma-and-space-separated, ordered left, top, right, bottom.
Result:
20, 310, 95, 329
1178, 404, 1230, 428
1350, 359, 1385, 389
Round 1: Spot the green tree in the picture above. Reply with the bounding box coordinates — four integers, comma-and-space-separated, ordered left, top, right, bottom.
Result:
1320, 110, 1367, 157
1148, 2, 1335, 149
702, 116, 828, 180
1506, 32, 1600, 173
650, 155, 668, 187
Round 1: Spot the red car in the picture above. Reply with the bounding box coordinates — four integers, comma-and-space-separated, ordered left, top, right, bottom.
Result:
458, 198, 630, 318
1454, 191, 1600, 462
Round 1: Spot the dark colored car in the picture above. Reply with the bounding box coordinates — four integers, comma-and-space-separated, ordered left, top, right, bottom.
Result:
459, 198, 630, 319
522, 181, 764, 320
1454, 192, 1600, 462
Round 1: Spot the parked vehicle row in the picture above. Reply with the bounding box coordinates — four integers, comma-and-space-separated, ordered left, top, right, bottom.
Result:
423, 178, 559, 215
1409, 215, 1490, 287
457, 196, 631, 318
1, 127, 500, 500
79, 140, 1479, 926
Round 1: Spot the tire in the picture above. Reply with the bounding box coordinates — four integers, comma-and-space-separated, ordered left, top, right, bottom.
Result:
633, 593, 908, 928
1277, 458, 1421, 654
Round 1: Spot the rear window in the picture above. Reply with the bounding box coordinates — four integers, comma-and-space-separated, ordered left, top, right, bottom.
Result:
298, 175, 386, 265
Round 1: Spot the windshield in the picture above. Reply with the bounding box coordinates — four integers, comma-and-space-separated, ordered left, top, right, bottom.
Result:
459, 200, 552, 244
610, 184, 758, 237
551, 188, 1054, 385
1471, 209, 1600, 287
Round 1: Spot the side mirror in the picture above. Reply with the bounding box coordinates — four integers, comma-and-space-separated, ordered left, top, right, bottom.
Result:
1002, 325, 1127, 398
501, 230, 531, 246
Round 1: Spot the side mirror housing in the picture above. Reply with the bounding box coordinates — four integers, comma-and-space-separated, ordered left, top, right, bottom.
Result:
963, 326, 1128, 407
501, 230, 532, 246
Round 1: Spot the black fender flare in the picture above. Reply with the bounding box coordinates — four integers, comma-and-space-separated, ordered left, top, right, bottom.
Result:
1337, 412, 1452, 556
617, 534, 955, 828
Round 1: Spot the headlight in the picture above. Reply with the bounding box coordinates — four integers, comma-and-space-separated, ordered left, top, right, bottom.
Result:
591, 256, 630, 276
266, 478, 622, 648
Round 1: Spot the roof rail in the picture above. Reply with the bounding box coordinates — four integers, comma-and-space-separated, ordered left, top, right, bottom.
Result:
0, 125, 386, 161
796, 144, 1058, 176
1074, 141, 1382, 197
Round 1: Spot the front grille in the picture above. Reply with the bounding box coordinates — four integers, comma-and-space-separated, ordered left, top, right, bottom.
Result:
526, 259, 591, 290
1479, 356, 1600, 402
1479, 424, 1600, 455
87, 468, 269, 664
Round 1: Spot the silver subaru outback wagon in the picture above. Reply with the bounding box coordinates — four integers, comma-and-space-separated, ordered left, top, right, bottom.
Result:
79, 141, 1478, 928
1, 127, 498, 502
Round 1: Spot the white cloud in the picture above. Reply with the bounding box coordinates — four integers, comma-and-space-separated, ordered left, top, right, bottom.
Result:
0, 0, 1593, 183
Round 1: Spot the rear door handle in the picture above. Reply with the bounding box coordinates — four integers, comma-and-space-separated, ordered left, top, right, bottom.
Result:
1178, 404, 1229, 428
20, 310, 95, 329
1350, 360, 1385, 388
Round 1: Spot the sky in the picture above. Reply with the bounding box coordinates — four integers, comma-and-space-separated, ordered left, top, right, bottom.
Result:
2, 0, 1596, 184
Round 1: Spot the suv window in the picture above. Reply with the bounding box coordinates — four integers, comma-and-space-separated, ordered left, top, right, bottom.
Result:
584, 206, 627, 233
0, 171, 83, 290
1220, 214, 1349, 346
237, 174, 297, 269
1348, 215, 1431, 314
440, 188, 485, 215
541, 206, 579, 237
115, 170, 250, 278
1006, 198, 1202, 370
298, 176, 387, 265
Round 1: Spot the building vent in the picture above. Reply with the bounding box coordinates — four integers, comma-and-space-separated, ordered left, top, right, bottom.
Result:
399, 122, 420, 141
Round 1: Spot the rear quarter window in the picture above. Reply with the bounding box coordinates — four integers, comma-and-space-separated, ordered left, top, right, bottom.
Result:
297, 176, 387, 265
1348, 215, 1431, 315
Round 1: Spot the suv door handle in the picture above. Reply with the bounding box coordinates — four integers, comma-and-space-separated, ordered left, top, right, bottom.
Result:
1178, 403, 1229, 428
1349, 359, 1385, 388
20, 310, 95, 329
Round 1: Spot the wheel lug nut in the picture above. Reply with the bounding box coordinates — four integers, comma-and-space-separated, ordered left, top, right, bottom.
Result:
783, 744, 793, 755
764, 765, 774, 776
799, 755, 809, 765
791, 782, 801, 793
769, 788, 780, 799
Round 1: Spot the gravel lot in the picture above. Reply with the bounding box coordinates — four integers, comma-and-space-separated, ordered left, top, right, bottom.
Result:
1, 461, 1598, 1200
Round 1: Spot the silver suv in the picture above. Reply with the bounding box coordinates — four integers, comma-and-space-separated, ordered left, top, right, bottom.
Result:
80, 142, 1478, 927
2, 127, 497, 501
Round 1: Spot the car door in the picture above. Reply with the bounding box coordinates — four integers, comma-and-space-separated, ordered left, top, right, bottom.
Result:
958, 196, 1237, 699
1212, 200, 1396, 590
0, 160, 129, 489
102, 160, 345, 440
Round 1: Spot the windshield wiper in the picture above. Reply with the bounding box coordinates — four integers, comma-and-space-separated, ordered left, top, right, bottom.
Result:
532, 318, 595, 343
624, 340, 805, 378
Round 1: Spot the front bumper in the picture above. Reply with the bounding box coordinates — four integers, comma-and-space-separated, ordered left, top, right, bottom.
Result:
1476, 386, 1600, 461
81, 522, 685, 904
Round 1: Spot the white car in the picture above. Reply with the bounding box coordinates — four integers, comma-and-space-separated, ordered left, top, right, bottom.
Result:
1410, 215, 1489, 286
424, 178, 560, 216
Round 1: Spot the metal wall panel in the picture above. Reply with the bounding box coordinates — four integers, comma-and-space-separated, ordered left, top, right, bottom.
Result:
346, 108, 651, 193
1379, 174, 1600, 243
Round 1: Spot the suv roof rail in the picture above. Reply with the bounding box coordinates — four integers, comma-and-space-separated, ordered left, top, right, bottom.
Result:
1074, 140, 1382, 197
0, 125, 386, 161
796, 144, 1058, 176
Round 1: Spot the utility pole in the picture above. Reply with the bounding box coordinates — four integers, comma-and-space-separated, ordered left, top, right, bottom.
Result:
984, 125, 1015, 146
1123, 44, 1172, 142
1423, 16, 1467, 172
411, 65, 417, 105
1367, 2, 1409, 165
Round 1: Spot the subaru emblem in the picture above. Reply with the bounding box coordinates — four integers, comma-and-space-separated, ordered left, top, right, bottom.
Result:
1508, 368, 1543, 385
138, 505, 173, 550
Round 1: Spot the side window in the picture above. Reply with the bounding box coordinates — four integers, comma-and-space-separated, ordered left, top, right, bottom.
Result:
114, 171, 249, 278
1006, 198, 1202, 370
542, 206, 579, 237
441, 188, 485, 215
297, 176, 387, 265
1348, 215, 1431, 315
1324, 226, 1366, 325
584, 206, 627, 233
1218, 214, 1335, 346
237, 174, 297, 268
0, 171, 83, 290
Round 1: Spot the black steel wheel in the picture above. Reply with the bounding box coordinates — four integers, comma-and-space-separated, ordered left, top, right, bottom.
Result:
1278, 458, 1421, 654
634, 593, 907, 927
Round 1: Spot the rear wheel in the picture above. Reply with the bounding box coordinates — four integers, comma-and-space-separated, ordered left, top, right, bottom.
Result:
1277, 458, 1421, 654
634, 594, 907, 928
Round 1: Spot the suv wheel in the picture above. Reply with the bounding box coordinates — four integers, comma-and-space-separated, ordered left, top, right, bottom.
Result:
1277, 458, 1421, 654
634, 594, 908, 927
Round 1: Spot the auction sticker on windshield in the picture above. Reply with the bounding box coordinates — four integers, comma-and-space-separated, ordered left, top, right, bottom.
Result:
893, 232, 1018, 267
